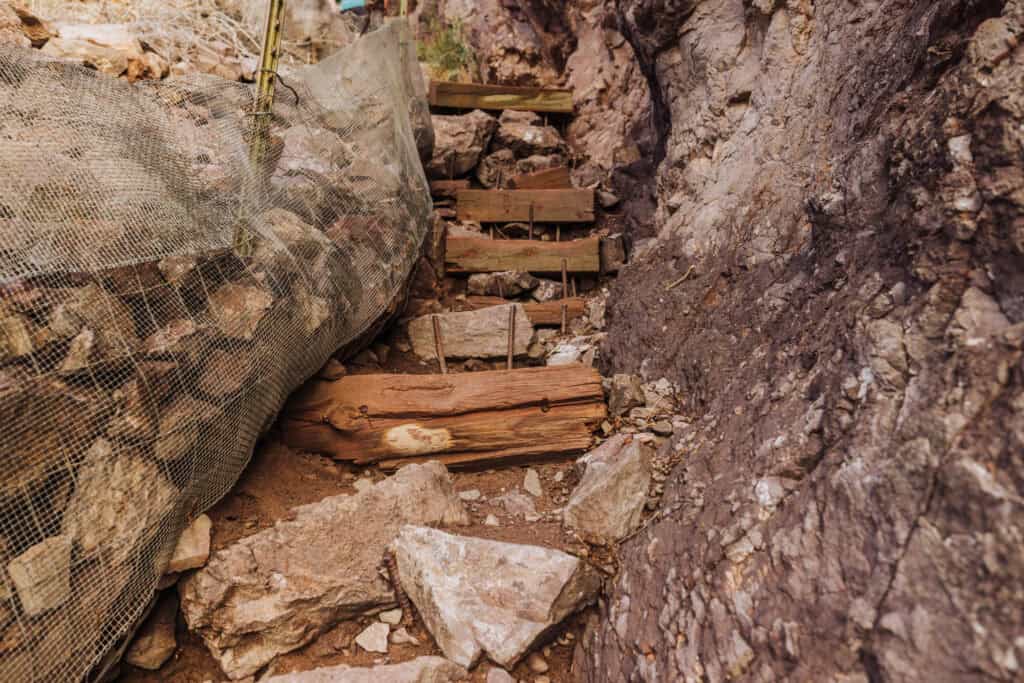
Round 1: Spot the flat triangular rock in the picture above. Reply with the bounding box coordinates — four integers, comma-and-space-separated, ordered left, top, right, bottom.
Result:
390, 526, 600, 668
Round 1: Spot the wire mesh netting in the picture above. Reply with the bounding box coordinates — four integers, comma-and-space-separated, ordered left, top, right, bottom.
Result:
0, 18, 431, 681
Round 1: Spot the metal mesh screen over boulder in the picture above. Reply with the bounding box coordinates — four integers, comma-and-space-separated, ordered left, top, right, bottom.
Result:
0, 18, 430, 681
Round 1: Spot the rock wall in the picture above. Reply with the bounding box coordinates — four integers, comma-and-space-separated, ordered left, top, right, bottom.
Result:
586, 0, 1024, 681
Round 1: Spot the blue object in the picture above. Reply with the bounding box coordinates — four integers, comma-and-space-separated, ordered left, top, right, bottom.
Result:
339, 0, 366, 10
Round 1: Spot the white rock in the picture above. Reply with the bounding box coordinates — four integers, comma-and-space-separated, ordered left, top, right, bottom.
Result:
355, 622, 390, 654
458, 489, 482, 502
180, 463, 469, 679
264, 656, 468, 682
493, 491, 538, 519
484, 514, 500, 527
523, 469, 543, 497
527, 652, 549, 673
531, 279, 563, 302
379, 608, 403, 625
7, 535, 71, 616
563, 435, 652, 544
486, 669, 516, 683
546, 338, 592, 367
353, 478, 375, 493
167, 514, 212, 573
390, 526, 601, 668
390, 627, 420, 646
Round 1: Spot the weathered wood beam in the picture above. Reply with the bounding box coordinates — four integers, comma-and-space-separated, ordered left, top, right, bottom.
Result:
507, 167, 572, 190
445, 236, 600, 274
429, 80, 574, 114
463, 296, 587, 326
456, 189, 594, 223
280, 366, 606, 467
429, 179, 470, 199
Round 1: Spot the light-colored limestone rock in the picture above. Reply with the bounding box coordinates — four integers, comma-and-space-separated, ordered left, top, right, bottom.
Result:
390, 526, 600, 668
563, 435, 651, 544
167, 514, 212, 573
179, 463, 468, 679
408, 305, 533, 360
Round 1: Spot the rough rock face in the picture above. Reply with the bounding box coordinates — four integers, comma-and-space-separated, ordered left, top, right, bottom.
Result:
391, 526, 601, 668
588, 1, 1024, 681
179, 463, 468, 680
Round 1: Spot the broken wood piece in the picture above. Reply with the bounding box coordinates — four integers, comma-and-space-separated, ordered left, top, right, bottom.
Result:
445, 236, 600, 274
456, 189, 594, 223
462, 296, 587, 326
429, 81, 574, 114
280, 366, 607, 467
429, 179, 470, 199
507, 305, 515, 370
507, 167, 572, 190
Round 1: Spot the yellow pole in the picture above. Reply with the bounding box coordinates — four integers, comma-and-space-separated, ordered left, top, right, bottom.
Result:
238, 0, 287, 255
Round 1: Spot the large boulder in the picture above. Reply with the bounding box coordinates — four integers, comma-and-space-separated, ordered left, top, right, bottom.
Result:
563, 434, 652, 544
390, 526, 601, 668
265, 656, 468, 682
179, 463, 469, 680
41, 24, 167, 80
407, 304, 534, 360
426, 110, 497, 179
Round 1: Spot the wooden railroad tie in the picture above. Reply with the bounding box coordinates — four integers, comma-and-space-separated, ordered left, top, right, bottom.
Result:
445, 236, 601, 274
456, 189, 594, 223
461, 296, 587, 327
280, 365, 607, 469
507, 166, 572, 190
429, 80, 574, 114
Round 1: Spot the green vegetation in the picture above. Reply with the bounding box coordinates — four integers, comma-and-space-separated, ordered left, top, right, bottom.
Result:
417, 19, 475, 82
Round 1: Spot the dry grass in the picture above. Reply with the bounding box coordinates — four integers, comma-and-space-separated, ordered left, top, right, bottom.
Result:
22, 0, 260, 62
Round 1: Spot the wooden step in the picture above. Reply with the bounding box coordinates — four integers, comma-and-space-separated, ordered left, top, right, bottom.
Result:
445, 236, 601, 274
280, 366, 606, 468
429, 80, 574, 113
429, 179, 471, 199
463, 296, 587, 326
507, 167, 572, 190
456, 189, 594, 223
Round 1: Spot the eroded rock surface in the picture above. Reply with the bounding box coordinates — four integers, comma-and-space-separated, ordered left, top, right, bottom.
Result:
588, 1, 1024, 681
391, 526, 600, 668
179, 463, 469, 679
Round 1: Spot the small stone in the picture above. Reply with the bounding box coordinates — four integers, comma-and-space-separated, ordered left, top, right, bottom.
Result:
650, 420, 673, 436
458, 489, 482, 502
167, 514, 212, 573
527, 652, 549, 673
379, 608, 403, 625
608, 374, 645, 417
535, 677, 551, 683
355, 622, 390, 654
353, 477, 374, 493
524, 469, 543, 497
395, 340, 412, 353
484, 514, 500, 527
597, 190, 620, 208
487, 669, 516, 683
553, 471, 565, 483
125, 592, 178, 670
352, 349, 379, 366
390, 627, 420, 646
